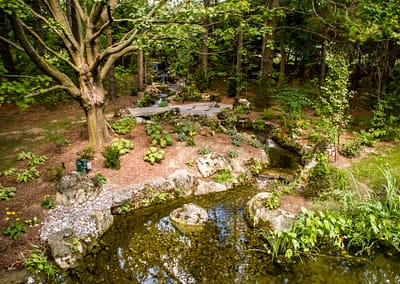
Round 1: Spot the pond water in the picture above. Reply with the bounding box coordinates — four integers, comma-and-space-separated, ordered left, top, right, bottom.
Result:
66, 187, 400, 284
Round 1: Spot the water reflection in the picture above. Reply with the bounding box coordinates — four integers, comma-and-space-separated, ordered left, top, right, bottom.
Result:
67, 189, 400, 284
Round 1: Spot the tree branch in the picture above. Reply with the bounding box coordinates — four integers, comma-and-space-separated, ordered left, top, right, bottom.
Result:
9, 13, 80, 98
24, 85, 69, 98
0, 36, 24, 51
19, 21, 79, 72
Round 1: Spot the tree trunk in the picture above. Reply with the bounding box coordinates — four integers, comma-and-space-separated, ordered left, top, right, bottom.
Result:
85, 103, 110, 147
138, 49, 145, 89
261, 0, 280, 84
79, 73, 110, 146
0, 10, 16, 74
202, 0, 210, 80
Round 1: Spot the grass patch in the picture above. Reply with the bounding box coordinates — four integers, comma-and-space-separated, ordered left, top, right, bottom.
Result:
351, 143, 400, 190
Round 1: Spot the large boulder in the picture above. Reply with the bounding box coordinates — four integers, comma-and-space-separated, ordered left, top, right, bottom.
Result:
169, 203, 208, 233
196, 153, 232, 178
245, 192, 295, 231
47, 229, 86, 270
168, 169, 196, 197
56, 172, 102, 206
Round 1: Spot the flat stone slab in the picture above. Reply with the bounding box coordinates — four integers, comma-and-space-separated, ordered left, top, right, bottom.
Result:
126, 102, 232, 117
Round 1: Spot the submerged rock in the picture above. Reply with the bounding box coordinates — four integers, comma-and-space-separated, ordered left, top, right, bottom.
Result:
194, 179, 230, 196
169, 203, 208, 233
245, 192, 295, 231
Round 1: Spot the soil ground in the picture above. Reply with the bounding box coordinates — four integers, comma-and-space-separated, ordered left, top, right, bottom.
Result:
0, 94, 353, 280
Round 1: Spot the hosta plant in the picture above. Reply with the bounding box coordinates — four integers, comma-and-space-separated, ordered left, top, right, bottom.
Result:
144, 147, 165, 165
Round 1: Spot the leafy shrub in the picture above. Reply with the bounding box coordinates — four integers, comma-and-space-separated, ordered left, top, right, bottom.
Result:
144, 147, 165, 165
109, 116, 136, 135
41, 195, 55, 209
17, 151, 48, 166
95, 173, 107, 185
46, 129, 70, 150
76, 147, 95, 160
227, 149, 239, 158
26, 244, 59, 280
253, 118, 266, 131
102, 146, 121, 170
158, 100, 168, 107
249, 138, 262, 148
214, 169, 233, 183
2, 167, 16, 176
0, 185, 16, 200
198, 145, 211, 155
192, 69, 208, 92
110, 138, 134, 155
16, 167, 40, 183
339, 139, 362, 158
146, 124, 173, 148
370, 93, 400, 141
265, 189, 282, 210
136, 93, 155, 107
3, 212, 27, 240
45, 164, 64, 182
305, 160, 335, 198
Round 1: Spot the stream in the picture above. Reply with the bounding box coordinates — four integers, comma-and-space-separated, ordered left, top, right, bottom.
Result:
65, 186, 400, 284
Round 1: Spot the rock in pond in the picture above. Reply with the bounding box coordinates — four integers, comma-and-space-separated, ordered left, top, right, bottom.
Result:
169, 203, 208, 233
245, 192, 295, 231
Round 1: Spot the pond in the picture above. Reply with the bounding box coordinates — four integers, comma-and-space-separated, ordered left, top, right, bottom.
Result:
65, 187, 400, 284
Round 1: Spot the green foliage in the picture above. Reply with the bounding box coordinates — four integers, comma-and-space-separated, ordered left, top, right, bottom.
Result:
249, 138, 262, 148
76, 147, 95, 160
249, 158, 266, 175
214, 169, 233, 183
233, 104, 249, 114
265, 188, 282, 210
262, 169, 400, 261
3, 211, 27, 240
0, 185, 16, 200
173, 120, 199, 147
227, 130, 243, 147
95, 173, 107, 185
370, 93, 400, 141
102, 146, 121, 170
144, 147, 165, 165
158, 100, 168, 107
191, 69, 208, 92
41, 195, 55, 209
2, 167, 16, 176
136, 93, 155, 107
146, 124, 173, 148
116, 202, 133, 214
317, 50, 353, 157
273, 87, 309, 135
198, 145, 211, 155
227, 149, 239, 158
253, 118, 266, 131
305, 160, 334, 198
45, 164, 64, 182
17, 151, 48, 166
339, 139, 362, 158
110, 138, 134, 155
16, 167, 40, 183
25, 244, 59, 280
109, 116, 136, 135
46, 129, 70, 150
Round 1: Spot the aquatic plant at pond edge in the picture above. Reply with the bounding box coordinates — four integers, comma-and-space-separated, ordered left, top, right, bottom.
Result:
260, 168, 400, 262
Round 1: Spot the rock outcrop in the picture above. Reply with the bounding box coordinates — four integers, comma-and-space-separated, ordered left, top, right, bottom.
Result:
169, 203, 209, 233
245, 192, 295, 231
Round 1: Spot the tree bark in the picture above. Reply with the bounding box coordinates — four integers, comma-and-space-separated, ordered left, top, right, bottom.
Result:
261, 0, 280, 84
106, 27, 116, 101
138, 49, 145, 89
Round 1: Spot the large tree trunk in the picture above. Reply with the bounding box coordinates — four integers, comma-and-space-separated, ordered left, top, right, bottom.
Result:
261, 0, 279, 84
85, 103, 109, 147
0, 10, 16, 74
79, 72, 110, 146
